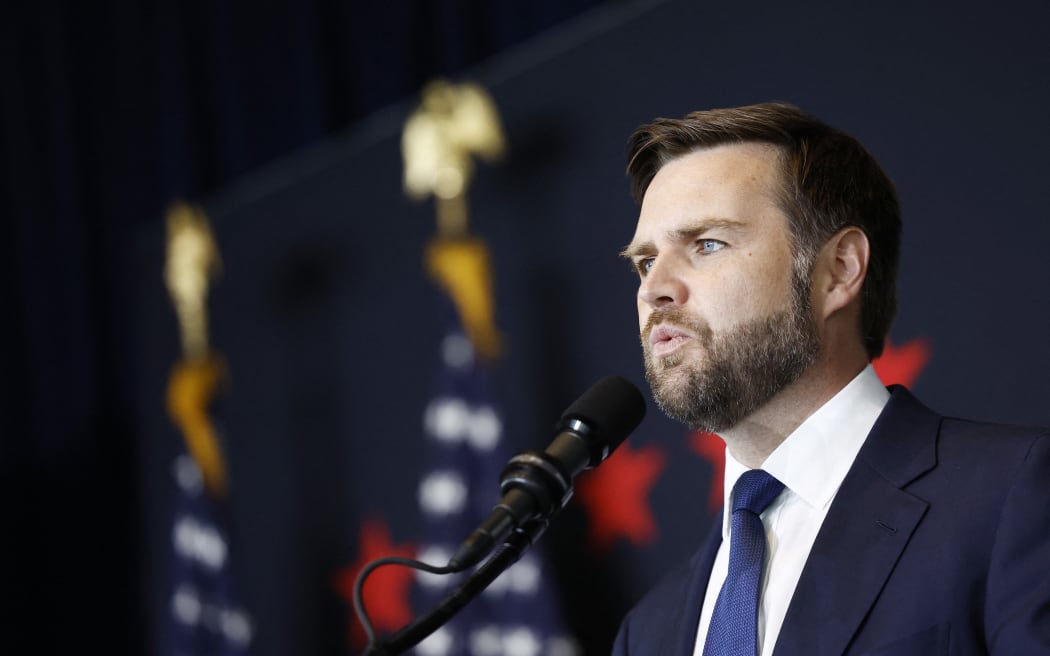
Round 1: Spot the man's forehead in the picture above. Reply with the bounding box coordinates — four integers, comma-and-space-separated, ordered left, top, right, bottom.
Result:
639, 144, 784, 214
652, 141, 784, 185
625, 143, 790, 253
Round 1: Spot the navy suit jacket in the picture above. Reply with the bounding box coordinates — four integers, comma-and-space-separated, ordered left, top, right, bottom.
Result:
612, 386, 1050, 655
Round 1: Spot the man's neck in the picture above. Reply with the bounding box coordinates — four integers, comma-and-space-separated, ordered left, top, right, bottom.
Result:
719, 358, 868, 469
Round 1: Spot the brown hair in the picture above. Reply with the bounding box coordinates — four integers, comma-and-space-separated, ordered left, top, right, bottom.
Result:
626, 102, 901, 359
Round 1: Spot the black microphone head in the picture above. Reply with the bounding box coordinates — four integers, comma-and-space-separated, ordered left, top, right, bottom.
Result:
558, 375, 646, 467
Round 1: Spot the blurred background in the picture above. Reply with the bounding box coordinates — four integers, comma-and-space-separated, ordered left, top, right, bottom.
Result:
4, 0, 1050, 654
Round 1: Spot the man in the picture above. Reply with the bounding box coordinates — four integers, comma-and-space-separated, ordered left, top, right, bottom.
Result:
612, 103, 1050, 655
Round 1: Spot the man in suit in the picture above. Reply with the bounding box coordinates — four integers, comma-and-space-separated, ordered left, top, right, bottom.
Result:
613, 103, 1050, 655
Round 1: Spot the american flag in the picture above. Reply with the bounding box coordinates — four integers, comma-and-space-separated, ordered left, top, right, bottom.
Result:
411, 297, 578, 656
163, 450, 254, 656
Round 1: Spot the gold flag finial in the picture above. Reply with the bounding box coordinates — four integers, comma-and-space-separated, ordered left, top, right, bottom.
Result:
401, 79, 506, 237
164, 201, 222, 360
163, 201, 228, 498
402, 80, 506, 359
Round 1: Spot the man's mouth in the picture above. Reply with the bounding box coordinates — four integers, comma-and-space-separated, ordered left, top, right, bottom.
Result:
648, 324, 695, 359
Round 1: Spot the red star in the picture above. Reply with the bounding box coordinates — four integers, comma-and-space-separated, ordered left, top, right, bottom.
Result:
873, 337, 931, 387
334, 518, 417, 649
576, 441, 666, 551
688, 430, 726, 514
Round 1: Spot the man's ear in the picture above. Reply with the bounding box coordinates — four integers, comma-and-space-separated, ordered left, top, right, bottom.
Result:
815, 226, 870, 319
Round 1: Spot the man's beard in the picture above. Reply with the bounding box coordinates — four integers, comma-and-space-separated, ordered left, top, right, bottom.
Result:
641, 283, 821, 433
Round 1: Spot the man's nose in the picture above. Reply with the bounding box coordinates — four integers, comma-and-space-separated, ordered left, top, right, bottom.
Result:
638, 256, 687, 308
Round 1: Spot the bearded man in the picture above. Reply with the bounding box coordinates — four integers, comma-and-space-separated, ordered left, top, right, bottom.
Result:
613, 103, 1050, 656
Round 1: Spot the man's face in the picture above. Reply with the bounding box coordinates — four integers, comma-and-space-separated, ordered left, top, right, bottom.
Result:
623, 143, 821, 432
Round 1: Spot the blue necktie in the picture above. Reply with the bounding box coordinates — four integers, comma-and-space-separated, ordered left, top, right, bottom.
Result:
703, 469, 785, 656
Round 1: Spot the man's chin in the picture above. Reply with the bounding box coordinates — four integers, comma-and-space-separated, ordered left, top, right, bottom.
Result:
647, 365, 699, 405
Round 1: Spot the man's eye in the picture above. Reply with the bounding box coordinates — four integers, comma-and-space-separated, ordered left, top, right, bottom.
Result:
637, 258, 655, 275
698, 239, 725, 254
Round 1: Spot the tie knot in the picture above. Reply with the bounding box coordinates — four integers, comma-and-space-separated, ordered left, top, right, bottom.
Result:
732, 469, 784, 515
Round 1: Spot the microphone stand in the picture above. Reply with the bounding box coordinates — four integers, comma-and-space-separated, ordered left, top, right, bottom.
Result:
363, 517, 551, 655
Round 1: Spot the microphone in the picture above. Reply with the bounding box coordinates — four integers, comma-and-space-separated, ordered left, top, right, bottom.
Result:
448, 375, 646, 570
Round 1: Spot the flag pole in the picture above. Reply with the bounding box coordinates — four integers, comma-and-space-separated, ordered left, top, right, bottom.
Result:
403, 78, 506, 360
161, 200, 254, 653
163, 201, 229, 499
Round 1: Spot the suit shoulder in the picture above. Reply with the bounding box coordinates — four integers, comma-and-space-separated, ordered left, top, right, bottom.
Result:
938, 416, 1050, 457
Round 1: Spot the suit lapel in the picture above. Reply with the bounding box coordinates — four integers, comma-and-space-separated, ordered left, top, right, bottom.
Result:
773, 387, 940, 656
663, 515, 723, 656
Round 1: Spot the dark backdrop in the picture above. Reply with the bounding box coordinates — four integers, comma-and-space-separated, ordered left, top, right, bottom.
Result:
2, 1, 612, 652
5, 0, 1050, 654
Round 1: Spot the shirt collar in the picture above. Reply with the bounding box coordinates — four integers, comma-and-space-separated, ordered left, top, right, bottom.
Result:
719, 365, 890, 538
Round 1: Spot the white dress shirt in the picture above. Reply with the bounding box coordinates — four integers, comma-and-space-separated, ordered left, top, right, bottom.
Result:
693, 365, 890, 656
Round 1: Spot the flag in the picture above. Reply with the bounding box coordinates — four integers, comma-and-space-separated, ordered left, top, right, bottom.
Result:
397, 79, 573, 654
162, 357, 254, 656
410, 250, 578, 656
162, 203, 253, 655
